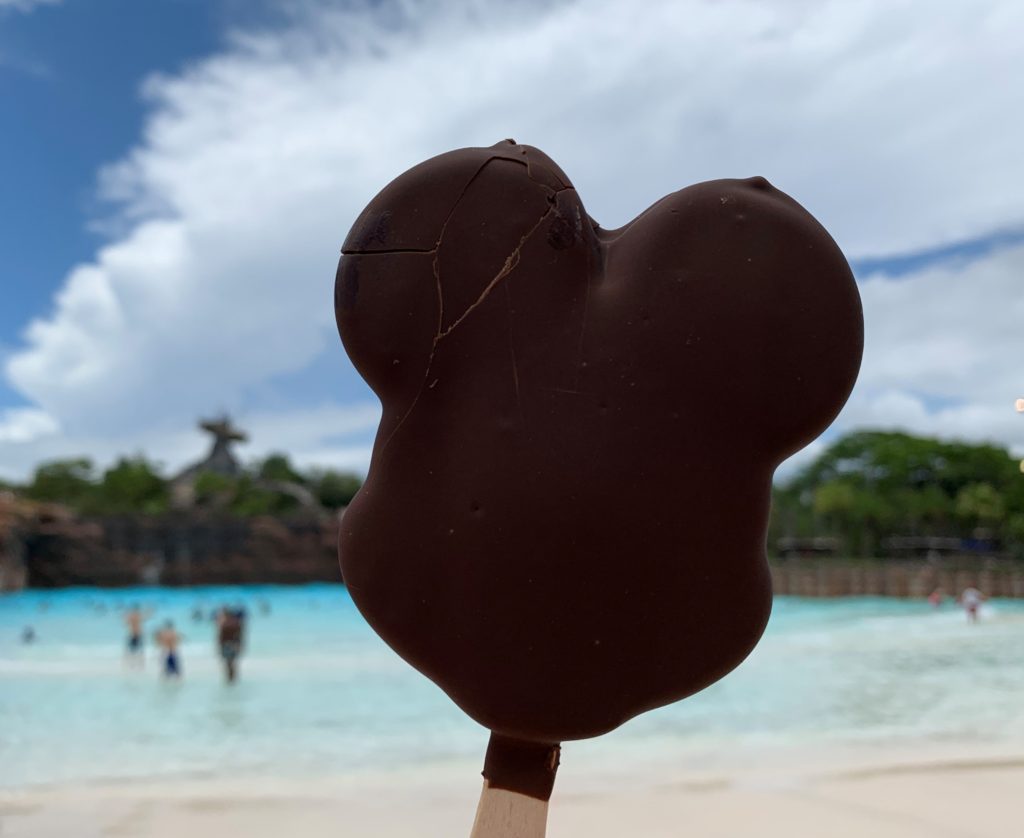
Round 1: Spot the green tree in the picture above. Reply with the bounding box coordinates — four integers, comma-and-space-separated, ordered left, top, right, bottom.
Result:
775, 430, 1024, 555
230, 475, 300, 516
193, 471, 236, 506
955, 482, 1005, 528
95, 457, 169, 514
258, 453, 303, 484
310, 469, 362, 509
812, 481, 858, 519
1005, 513, 1024, 557
25, 458, 96, 507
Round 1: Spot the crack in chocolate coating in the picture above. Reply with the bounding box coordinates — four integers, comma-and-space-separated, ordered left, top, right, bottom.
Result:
436, 198, 563, 340
376, 169, 576, 453
335, 141, 864, 799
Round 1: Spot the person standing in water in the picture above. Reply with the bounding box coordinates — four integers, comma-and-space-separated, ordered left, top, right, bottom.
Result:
216, 607, 246, 683
124, 604, 153, 666
154, 620, 183, 678
959, 587, 986, 623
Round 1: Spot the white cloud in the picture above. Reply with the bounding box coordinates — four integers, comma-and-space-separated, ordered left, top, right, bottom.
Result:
831, 243, 1024, 455
3, 0, 1024, 478
777, 242, 1024, 480
0, 402, 378, 481
0, 407, 59, 443
239, 403, 380, 472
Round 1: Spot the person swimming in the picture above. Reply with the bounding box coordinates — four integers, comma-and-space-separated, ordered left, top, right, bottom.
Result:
154, 620, 182, 679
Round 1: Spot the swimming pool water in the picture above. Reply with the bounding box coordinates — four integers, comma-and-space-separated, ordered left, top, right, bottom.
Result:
2, 586, 1022, 789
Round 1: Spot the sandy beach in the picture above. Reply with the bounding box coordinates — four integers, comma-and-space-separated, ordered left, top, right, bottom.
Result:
4, 742, 1021, 837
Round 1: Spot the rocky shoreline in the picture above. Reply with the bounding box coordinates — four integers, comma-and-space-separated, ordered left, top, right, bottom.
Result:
0, 493, 341, 591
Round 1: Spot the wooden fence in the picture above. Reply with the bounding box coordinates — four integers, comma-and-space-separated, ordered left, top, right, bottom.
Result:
770, 558, 1024, 598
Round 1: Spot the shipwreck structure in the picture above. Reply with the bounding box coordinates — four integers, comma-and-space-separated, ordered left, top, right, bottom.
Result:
3, 416, 338, 589
169, 416, 248, 508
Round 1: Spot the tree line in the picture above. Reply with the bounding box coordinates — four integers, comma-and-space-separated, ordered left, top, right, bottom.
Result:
3, 453, 363, 517
5, 430, 1024, 554
770, 431, 1024, 558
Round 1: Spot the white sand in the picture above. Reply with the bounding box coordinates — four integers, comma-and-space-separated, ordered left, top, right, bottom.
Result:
3, 742, 1022, 837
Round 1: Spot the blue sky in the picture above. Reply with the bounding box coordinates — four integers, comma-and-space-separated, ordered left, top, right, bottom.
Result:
1, 0, 1022, 480
2, 0, 218, 341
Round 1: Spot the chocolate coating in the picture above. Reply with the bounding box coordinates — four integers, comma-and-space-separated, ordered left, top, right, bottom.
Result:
483, 734, 561, 800
335, 141, 863, 785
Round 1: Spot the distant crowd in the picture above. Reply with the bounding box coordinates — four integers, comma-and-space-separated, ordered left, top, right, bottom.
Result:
18, 599, 271, 683
123, 601, 264, 682
928, 586, 988, 623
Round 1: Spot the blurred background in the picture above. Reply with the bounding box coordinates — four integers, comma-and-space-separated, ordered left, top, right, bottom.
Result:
1, 1, 1023, 836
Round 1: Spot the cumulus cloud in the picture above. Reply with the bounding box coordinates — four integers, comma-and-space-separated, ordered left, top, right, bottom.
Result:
3, 0, 1024, 478
0, 407, 59, 444
775, 243, 1024, 479
835, 243, 1024, 453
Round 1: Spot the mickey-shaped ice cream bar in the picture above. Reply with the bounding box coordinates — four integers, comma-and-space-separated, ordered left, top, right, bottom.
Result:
335, 140, 863, 830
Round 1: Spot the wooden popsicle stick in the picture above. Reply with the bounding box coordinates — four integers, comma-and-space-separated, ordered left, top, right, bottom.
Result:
470, 780, 550, 838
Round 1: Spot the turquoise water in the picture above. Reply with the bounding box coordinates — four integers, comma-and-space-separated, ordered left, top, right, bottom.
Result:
2, 586, 1023, 789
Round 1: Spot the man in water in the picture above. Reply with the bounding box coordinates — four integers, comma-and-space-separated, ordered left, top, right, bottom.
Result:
959, 586, 986, 623
123, 604, 152, 666
154, 620, 182, 678
216, 607, 246, 683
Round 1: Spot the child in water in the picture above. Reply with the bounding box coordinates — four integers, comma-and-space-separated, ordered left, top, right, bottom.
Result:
154, 620, 183, 678
958, 587, 986, 623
